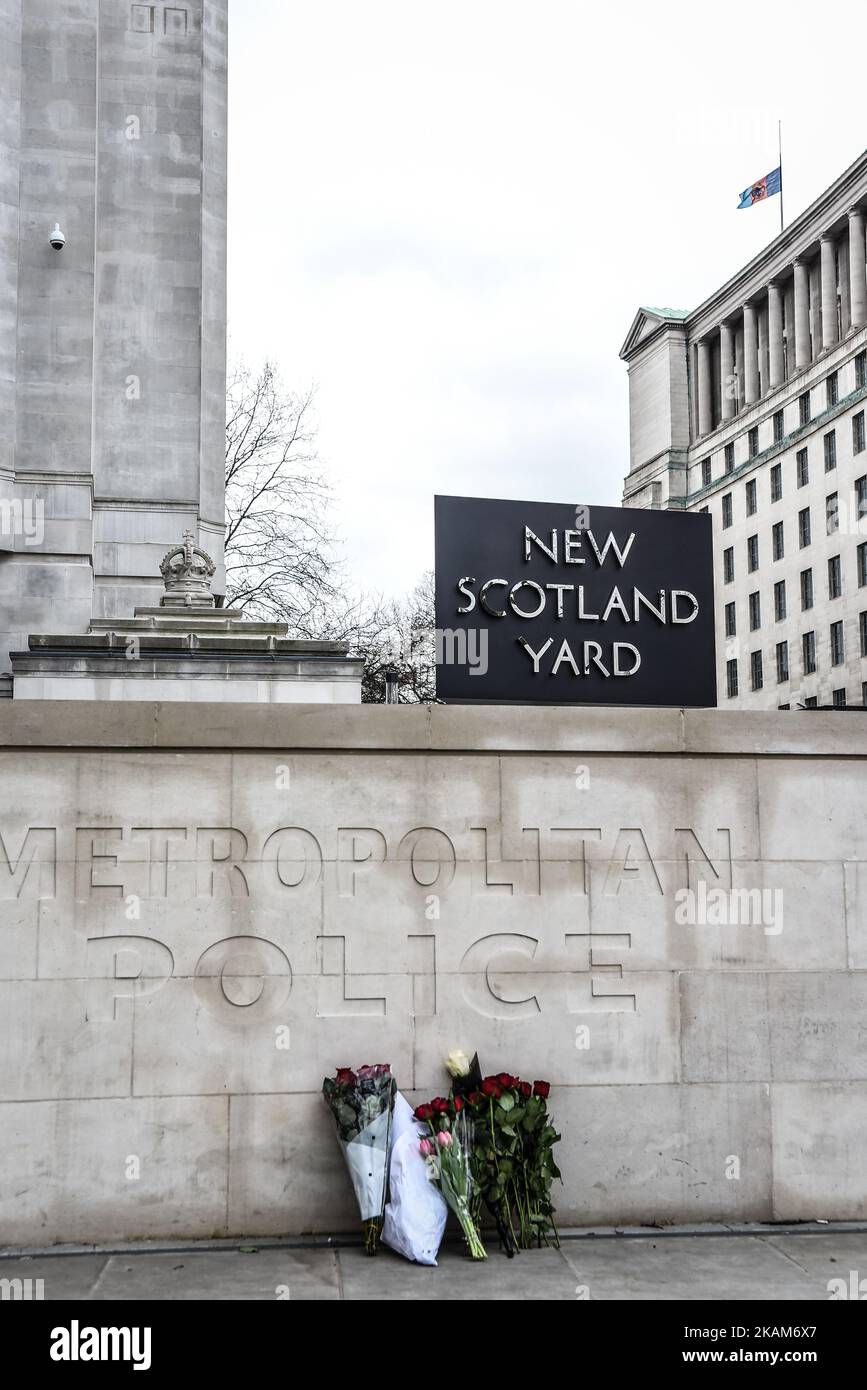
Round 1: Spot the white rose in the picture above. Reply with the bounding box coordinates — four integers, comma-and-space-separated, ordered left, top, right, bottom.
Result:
446, 1048, 471, 1078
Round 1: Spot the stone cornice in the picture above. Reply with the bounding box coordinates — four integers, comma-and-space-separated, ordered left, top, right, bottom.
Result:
0, 701, 864, 756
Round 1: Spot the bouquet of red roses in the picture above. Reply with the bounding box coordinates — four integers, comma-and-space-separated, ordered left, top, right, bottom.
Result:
414, 1094, 487, 1260
322, 1064, 397, 1255
464, 1072, 561, 1253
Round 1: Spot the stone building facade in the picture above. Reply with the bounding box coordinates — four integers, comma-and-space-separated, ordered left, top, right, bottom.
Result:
621, 151, 867, 710
0, 1, 229, 677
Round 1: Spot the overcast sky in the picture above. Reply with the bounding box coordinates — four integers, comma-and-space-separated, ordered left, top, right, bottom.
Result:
227, 0, 866, 601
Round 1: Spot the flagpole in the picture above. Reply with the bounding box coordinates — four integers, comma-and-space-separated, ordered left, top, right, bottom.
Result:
778, 120, 784, 233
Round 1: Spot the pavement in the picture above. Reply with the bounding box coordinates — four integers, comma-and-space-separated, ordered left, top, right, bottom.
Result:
2, 1223, 866, 1300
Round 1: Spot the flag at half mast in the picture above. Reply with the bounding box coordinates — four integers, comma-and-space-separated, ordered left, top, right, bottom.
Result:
738, 166, 782, 209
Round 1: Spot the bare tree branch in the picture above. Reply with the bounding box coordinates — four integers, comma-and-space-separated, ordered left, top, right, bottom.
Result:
225, 359, 436, 702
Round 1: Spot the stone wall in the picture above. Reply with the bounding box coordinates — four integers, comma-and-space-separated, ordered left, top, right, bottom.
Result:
1, 702, 865, 1245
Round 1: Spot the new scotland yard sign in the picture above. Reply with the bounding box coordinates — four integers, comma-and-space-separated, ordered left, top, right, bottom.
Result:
434, 495, 716, 706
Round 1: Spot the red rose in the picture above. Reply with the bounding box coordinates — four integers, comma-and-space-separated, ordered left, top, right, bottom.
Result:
508, 1075, 520, 1088
481, 1078, 502, 1099
467, 1091, 482, 1106
414, 1103, 433, 1121
496, 1072, 511, 1087
453, 1095, 464, 1112
533, 1080, 551, 1099
335, 1067, 357, 1086
519, 1081, 532, 1099
431, 1097, 449, 1114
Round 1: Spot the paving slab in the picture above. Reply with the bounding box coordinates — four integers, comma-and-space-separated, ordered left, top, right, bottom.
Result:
559, 1235, 819, 1301
336, 1242, 577, 1300
0, 1255, 108, 1300
761, 1232, 867, 1293
89, 1249, 340, 1301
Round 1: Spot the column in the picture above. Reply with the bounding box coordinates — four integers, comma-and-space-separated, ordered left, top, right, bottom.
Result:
768, 280, 784, 387
820, 235, 838, 351
743, 301, 759, 404
720, 322, 735, 421
849, 207, 867, 329
697, 339, 712, 436
794, 260, 811, 369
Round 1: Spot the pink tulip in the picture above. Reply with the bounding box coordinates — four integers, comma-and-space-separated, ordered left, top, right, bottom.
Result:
436, 1131, 453, 1148
419, 1138, 433, 1156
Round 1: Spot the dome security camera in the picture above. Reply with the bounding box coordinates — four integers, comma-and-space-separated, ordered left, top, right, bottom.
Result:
49, 223, 66, 250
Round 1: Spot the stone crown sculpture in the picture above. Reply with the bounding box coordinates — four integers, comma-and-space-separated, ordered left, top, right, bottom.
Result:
159, 530, 217, 608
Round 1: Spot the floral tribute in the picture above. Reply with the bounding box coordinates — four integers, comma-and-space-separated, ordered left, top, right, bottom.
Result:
465, 1072, 562, 1255
322, 1064, 397, 1255
413, 1094, 487, 1260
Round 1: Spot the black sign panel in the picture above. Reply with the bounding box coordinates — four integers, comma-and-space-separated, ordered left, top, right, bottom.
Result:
434, 494, 716, 707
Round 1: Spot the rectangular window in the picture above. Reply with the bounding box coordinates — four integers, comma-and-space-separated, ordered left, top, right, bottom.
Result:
773, 409, 784, 443
725, 442, 735, 473
750, 650, 763, 691
776, 640, 789, 683
725, 601, 736, 637
797, 448, 809, 487
824, 430, 837, 471
854, 411, 866, 455
774, 579, 786, 620
857, 351, 867, 390
772, 520, 784, 560
859, 542, 867, 588
747, 534, 759, 572
804, 696, 818, 708
726, 658, 738, 699
833, 687, 847, 707
770, 462, 782, 502
828, 554, 842, 599
826, 492, 839, 535
799, 391, 811, 426
801, 567, 814, 611
748, 426, 759, 458
746, 479, 757, 515
724, 546, 734, 584
856, 475, 867, 522
827, 372, 838, 408
722, 493, 733, 528
803, 630, 817, 674
701, 457, 711, 487
831, 619, 844, 665
861, 610, 867, 658
749, 590, 761, 630
799, 507, 811, 547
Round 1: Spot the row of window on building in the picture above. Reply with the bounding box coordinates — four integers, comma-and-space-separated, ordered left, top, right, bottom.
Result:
711, 417, 866, 528
698, 351, 867, 490
726, 607, 867, 701
720, 484, 867, 582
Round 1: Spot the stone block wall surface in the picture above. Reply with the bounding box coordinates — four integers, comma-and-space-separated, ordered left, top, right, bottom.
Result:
0, 702, 864, 1242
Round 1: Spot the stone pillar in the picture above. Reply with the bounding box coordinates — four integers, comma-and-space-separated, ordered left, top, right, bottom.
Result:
794, 260, 811, 370
820, 235, 839, 351
720, 322, 735, 420
743, 302, 759, 404
697, 339, 712, 436
849, 207, 867, 329
768, 281, 784, 388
